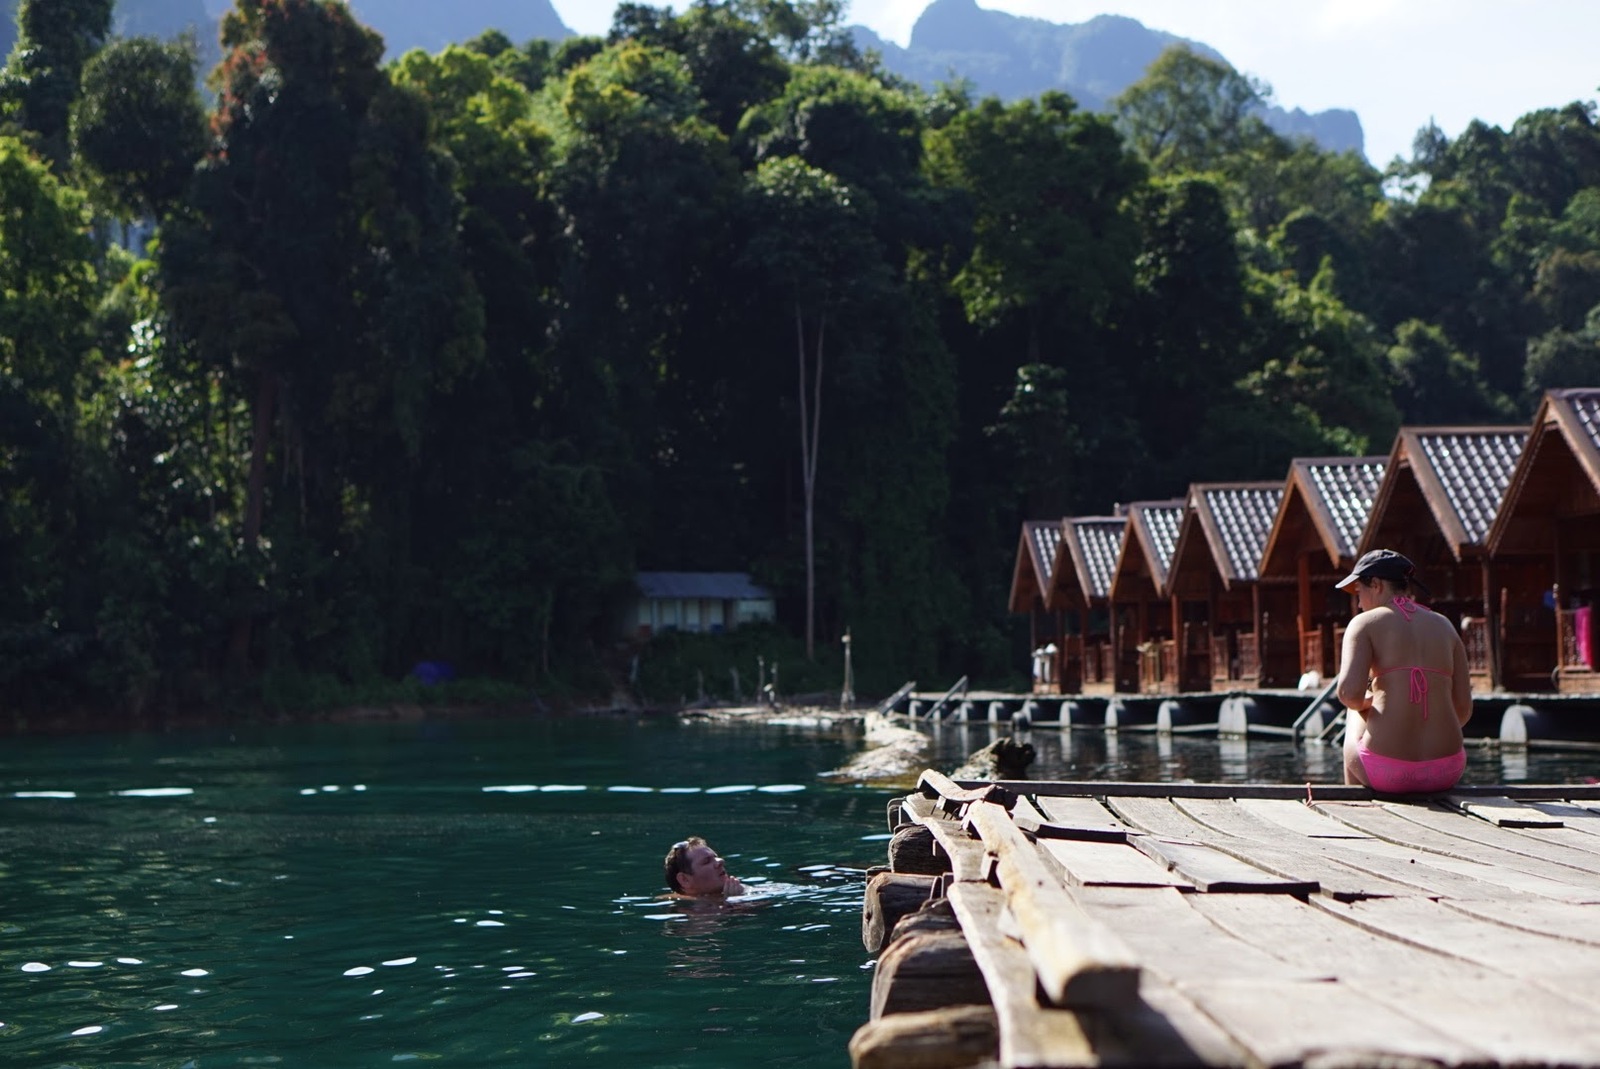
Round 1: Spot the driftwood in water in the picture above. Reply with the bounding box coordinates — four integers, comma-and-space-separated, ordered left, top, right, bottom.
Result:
870, 930, 991, 1020
887, 823, 949, 875
863, 872, 939, 954
848, 1005, 998, 1069
947, 735, 1036, 783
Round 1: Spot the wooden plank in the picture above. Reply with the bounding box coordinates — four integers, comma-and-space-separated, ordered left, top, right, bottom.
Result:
1446, 792, 1564, 827
1103, 796, 1217, 840
1311, 896, 1600, 1004
919, 769, 1016, 813
1440, 897, 1600, 948
945, 882, 1098, 1069
963, 802, 1140, 1009
1033, 796, 1134, 839
975, 780, 1600, 801
914, 812, 990, 884
1315, 800, 1600, 893
1112, 978, 1250, 1069
1377, 799, 1600, 876
848, 1005, 998, 1069
1069, 886, 1486, 1066
1530, 800, 1600, 837
1232, 797, 1374, 838
1192, 893, 1600, 1062
1131, 836, 1319, 895
1039, 839, 1189, 889
1169, 799, 1419, 900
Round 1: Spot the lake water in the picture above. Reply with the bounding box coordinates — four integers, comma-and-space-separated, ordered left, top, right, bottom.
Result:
1, 714, 1592, 1068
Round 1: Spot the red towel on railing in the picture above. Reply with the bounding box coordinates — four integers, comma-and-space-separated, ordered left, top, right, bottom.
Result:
1578, 606, 1593, 668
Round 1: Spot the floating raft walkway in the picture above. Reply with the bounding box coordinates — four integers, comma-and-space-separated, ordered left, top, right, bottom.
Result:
853, 771, 1600, 1069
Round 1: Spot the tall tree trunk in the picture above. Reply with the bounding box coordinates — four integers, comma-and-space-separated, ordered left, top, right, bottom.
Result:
796, 300, 826, 662
228, 372, 278, 672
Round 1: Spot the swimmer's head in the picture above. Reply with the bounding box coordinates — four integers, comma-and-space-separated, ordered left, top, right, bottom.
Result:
663, 837, 730, 896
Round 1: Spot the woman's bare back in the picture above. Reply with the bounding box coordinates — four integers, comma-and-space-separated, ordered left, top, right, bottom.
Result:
1340, 601, 1471, 761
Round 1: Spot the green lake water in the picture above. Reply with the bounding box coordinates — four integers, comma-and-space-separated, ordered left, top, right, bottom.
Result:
1, 715, 1593, 1068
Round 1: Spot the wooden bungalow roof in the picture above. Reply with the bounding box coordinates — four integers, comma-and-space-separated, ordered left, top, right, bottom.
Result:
1007, 520, 1063, 614
1167, 481, 1284, 596
1487, 388, 1600, 556
1109, 499, 1186, 600
1049, 517, 1127, 608
1259, 456, 1387, 574
1360, 426, 1527, 560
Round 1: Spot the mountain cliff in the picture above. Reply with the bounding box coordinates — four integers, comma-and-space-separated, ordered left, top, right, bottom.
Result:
855, 0, 1365, 157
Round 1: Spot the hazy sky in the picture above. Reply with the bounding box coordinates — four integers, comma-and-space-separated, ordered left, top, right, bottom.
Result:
548, 0, 1600, 166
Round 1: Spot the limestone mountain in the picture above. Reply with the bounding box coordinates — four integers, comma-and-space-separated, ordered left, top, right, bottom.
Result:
854, 0, 1365, 157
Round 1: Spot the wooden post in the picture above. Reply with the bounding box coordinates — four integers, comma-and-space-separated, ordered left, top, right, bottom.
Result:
870, 930, 991, 1020
1297, 552, 1312, 674
887, 824, 949, 876
848, 1005, 998, 1069
863, 872, 939, 954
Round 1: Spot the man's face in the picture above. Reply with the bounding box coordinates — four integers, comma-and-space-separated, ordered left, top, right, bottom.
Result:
676, 843, 729, 895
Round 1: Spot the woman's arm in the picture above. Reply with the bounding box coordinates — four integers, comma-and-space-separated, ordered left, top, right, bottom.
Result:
1450, 628, 1473, 726
1335, 614, 1374, 711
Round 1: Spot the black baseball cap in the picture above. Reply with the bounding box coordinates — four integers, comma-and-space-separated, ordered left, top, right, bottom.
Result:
1335, 549, 1428, 595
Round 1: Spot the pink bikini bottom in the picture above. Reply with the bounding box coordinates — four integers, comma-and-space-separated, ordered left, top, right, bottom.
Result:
1357, 745, 1466, 794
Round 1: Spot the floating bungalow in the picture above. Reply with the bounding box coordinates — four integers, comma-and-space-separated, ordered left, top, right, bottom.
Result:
1257, 457, 1386, 684
1008, 520, 1066, 693
1164, 482, 1284, 691
1358, 426, 1527, 691
1107, 500, 1186, 694
1046, 518, 1127, 696
1486, 388, 1600, 694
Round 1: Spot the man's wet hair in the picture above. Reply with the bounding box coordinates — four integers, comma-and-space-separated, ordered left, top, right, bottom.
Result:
664, 836, 707, 891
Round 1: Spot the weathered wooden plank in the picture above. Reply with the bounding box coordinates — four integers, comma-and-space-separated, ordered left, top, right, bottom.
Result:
1169, 799, 1418, 900
1110, 978, 1249, 1068
968, 780, 1600, 800
1446, 792, 1564, 827
1231, 797, 1374, 838
1377, 798, 1600, 876
1312, 896, 1600, 1004
919, 769, 1016, 814
1032, 796, 1134, 840
1131, 836, 1319, 895
963, 801, 1140, 1009
1039, 839, 1189, 889
899, 792, 936, 825
1315, 800, 1600, 893
1440, 896, 1600, 948
1318, 829, 1600, 902
1187, 889, 1600, 1062
945, 882, 1099, 1068
1530, 799, 1600, 829
1102, 796, 1215, 841
915, 813, 990, 884
848, 1004, 999, 1069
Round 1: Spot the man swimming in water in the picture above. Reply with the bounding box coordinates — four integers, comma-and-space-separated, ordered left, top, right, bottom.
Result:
663, 836, 746, 897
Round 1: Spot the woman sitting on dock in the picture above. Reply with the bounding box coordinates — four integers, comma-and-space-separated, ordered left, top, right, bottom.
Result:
1335, 549, 1472, 793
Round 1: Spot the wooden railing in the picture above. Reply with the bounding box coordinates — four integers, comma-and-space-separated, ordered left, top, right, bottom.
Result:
1300, 625, 1327, 678
1083, 641, 1111, 685
1237, 632, 1260, 682
1557, 607, 1593, 670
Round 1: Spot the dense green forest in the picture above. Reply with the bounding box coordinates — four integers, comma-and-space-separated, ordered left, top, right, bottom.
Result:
1, 0, 1598, 717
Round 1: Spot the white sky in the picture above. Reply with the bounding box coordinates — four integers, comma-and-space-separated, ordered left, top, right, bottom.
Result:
549, 0, 1600, 165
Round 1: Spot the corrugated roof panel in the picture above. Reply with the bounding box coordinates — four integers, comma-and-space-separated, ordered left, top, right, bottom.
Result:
1416, 431, 1527, 546
636, 572, 773, 600
1027, 521, 1063, 590
1564, 390, 1600, 454
1075, 519, 1126, 599
1203, 485, 1284, 581
1140, 503, 1185, 584
1305, 459, 1386, 559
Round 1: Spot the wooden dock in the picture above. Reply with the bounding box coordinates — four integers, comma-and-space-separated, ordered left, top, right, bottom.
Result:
854, 771, 1600, 1068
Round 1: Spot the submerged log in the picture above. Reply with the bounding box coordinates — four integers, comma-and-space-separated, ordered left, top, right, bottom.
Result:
863, 872, 939, 954
948, 735, 1036, 782
870, 930, 991, 1020
848, 1005, 999, 1069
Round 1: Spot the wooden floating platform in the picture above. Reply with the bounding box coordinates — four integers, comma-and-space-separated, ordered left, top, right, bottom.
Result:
853, 771, 1600, 1069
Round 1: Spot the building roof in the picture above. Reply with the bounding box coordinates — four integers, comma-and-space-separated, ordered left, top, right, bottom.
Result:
1055, 517, 1127, 605
1111, 499, 1187, 599
1189, 482, 1284, 588
1260, 456, 1387, 573
1362, 427, 1527, 560
1487, 388, 1600, 555
1008, 520, 1063, 614
635, 572, 773, 600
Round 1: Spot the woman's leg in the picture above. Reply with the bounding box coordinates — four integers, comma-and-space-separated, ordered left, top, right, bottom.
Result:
1342, 711, 1369, 786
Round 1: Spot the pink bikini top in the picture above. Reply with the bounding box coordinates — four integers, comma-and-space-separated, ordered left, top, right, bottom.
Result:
1372, 596, 1449, 716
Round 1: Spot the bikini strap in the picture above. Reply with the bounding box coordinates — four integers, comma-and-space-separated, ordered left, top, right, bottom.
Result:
1391, 595, 1420, 621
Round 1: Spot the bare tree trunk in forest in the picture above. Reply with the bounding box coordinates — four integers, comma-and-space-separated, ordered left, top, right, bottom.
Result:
228, 372, 277, 672
796, 300, 826, 661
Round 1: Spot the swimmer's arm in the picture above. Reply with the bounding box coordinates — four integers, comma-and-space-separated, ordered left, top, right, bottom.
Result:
1336, 615, 1375, 712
